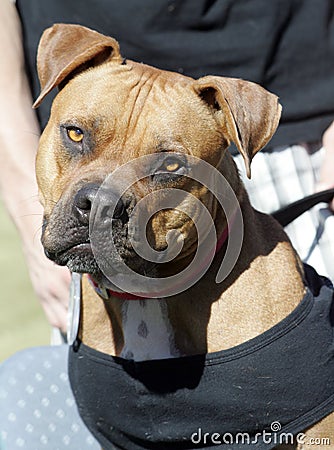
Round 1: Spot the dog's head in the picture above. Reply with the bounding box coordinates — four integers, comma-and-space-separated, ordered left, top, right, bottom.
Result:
34, 24, 281, 285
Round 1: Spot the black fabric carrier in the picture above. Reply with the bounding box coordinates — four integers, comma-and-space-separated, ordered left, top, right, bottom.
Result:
68, 265, 334, 450
16, 0, 334, 148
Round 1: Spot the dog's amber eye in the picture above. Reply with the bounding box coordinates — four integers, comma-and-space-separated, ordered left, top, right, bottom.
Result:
67, 127, 84, 143
153, 154, 186, 183
164, 160, 180, 172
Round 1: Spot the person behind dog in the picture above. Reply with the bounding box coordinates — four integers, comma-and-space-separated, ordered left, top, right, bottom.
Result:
0, 0, 333, 338
0, 0, 70, 340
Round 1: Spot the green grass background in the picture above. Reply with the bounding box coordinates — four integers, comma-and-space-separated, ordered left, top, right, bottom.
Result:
0, 199, 49, 362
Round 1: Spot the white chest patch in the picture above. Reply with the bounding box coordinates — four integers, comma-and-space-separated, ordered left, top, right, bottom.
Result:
120, 299, 179, 361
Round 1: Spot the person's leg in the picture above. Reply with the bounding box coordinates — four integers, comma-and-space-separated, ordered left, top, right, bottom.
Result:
0, 345, 99, 449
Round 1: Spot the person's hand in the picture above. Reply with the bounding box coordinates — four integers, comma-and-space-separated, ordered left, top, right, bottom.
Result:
18, 200, 71, 333
24, 241, 71, 333
317, 121, 334, 211
7, 194, 71, 333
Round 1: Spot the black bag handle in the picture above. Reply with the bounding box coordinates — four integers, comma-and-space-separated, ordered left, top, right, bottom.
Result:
272, 188, 334, 227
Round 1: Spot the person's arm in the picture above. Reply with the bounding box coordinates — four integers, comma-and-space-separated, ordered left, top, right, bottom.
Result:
0, 0, 70, 331
318, 121, 334, 211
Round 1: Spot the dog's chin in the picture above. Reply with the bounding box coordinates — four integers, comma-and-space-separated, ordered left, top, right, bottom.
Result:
66, 252, 101, 274
45, 243, 101, 274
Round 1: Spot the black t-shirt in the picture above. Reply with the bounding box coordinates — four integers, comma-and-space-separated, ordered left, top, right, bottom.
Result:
17, 0, 334, 149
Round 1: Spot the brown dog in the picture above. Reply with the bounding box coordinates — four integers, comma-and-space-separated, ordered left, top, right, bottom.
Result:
34, 24, 334, 449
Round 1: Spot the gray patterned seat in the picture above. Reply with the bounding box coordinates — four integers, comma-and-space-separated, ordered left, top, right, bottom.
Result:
0, 345, 99, 450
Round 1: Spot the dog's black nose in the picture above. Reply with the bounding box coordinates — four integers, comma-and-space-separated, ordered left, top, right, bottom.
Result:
73, 184, 99, 224
73, 183, 126, 224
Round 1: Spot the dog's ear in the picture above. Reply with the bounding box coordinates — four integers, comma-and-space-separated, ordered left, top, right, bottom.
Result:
33, 24, 122, 108
193, 76, 281, 178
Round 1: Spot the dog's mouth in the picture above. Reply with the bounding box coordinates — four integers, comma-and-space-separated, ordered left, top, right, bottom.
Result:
44, 240, 100, 274
45, 241, 91, 261
43, 234, 160, 277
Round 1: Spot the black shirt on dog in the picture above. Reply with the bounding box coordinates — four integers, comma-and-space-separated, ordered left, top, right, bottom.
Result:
68, 265, 334, 449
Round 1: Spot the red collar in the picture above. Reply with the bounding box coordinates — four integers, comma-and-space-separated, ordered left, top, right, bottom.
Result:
88, 216, 233, 301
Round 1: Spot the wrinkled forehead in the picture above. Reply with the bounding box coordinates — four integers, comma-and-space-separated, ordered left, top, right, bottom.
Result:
51, 61, 207, 123
49, 60, 222, 157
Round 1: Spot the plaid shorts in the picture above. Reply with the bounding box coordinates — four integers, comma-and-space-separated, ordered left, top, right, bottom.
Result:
234, 144, 334, 282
